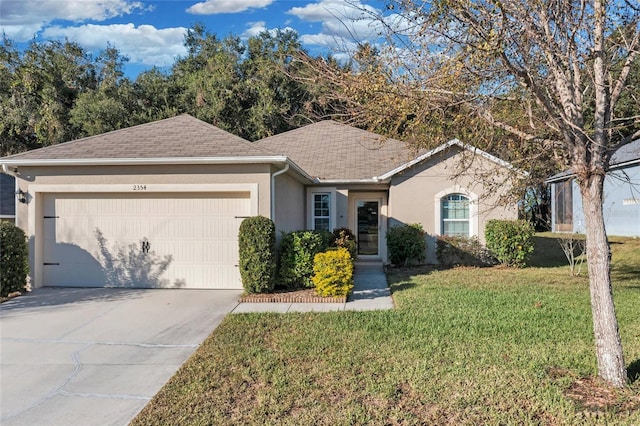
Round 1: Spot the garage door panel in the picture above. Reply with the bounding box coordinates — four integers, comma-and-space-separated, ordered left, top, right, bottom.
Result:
43, 193, 249, 289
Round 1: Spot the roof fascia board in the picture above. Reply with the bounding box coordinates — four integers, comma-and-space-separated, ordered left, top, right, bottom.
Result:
545, 159, 640, 184
0, 156, 288, 167
378, 139, 527, 180
377, 141, 454, 181
313, 178, 390, 184
1, 156, 315, 183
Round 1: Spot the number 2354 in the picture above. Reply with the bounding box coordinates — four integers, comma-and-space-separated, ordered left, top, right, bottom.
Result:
133, 185, 147, 191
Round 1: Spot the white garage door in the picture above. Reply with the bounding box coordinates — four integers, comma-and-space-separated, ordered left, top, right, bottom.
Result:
42, 192, 250, 289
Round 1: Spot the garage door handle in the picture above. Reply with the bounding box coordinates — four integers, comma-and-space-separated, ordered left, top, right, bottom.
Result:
44, 262, 60, 266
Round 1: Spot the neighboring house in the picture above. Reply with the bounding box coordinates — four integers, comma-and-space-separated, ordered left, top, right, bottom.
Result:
547, 139, 640, 237
0, 114, 518, 290
1, 173, 16, 223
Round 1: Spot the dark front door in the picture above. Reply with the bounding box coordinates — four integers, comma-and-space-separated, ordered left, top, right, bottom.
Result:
357, 200, 379, 256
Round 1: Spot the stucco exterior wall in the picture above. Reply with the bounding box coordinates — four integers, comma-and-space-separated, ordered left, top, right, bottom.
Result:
389, 148, 519, 262
570, 164, 640, 237
274, 171, 305, 234
13, 163, 273, 229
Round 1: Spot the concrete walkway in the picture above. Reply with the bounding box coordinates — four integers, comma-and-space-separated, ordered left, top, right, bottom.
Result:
231, 261, 394, 313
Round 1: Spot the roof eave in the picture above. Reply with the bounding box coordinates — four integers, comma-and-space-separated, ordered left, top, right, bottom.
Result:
313, 178, 391, 185
377, 139, 528, 181
1, 156, 316, 183
545, 159, 640, 184
0, 156, 290, 167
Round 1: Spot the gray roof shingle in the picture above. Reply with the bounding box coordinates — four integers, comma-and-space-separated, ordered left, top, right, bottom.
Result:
255, 121, 421, 180
546, 139, 640, 182
610, 139, 640, 165
1, 114, 273, 161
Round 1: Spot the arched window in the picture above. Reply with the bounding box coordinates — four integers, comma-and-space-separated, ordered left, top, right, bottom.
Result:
441, 194, 470, 236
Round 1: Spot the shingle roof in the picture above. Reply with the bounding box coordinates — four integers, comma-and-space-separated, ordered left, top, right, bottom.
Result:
255, 121, 421, 180
1, 114, 273, 161
611, 139, 640, 165
546, 139, 640, 183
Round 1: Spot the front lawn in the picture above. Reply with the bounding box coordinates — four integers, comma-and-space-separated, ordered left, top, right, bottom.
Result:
132, 235, 640, 425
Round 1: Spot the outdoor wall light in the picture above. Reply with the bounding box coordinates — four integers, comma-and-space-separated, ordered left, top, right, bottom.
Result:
15, 188, 27, 204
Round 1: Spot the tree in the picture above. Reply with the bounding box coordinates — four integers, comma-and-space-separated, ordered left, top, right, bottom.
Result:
235, 29, 310, 140
70, 45, 133, 136
0, 38, 96, 155
171, 24, 243, 131
335, 0, 638, 387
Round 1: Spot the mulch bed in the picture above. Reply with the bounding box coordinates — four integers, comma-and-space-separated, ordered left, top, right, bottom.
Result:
239, 288, 347, 303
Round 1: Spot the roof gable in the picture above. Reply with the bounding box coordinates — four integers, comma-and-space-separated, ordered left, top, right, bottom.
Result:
256, 120, 519, 181
255, 121, 421, 180
1, 114, 273, 162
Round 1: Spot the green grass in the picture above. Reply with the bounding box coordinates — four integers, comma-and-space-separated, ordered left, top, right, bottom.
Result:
131, 235, 640, 425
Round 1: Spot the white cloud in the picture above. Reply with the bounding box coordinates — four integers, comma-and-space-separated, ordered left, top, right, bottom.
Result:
299, 33, 357, 52
241, 21, 297, 39
42, 24, 188, 67
0, 0, 147, 41
287, 0, 383, 51
242, 21, 269, 38
187, 0, 273, 15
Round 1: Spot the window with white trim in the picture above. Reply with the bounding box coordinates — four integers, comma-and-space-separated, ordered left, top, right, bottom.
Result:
312, 192, 331, 231
441, 193, 470, 236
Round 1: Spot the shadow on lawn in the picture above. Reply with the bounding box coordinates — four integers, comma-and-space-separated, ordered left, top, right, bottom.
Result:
387, 265, 436, 294
628, 359, 640, 384
528, 235, 573, 268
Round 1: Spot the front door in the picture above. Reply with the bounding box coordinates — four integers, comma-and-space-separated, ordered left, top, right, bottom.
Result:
357, 200, 379, 256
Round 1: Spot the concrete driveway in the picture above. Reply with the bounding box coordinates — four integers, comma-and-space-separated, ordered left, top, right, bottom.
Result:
0, 287, 241, 426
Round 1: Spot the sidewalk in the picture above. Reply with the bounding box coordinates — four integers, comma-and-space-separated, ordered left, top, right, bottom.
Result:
231, 261, 394, 313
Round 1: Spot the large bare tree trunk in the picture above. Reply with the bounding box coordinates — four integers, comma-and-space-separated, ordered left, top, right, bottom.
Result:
580, 174, 627, 387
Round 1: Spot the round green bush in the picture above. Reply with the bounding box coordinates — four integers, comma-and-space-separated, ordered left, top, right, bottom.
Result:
1, 222, 29, 297
278, 230, 331, 289
484, 219, 535, 267
238, 216, 276, 293
386, 224, 426, 266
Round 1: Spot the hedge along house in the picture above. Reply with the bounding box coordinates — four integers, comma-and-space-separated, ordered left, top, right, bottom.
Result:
1, 114, 519, 290
546, 139, 640, 237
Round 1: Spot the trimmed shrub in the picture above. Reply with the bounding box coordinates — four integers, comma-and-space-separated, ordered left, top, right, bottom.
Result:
386, 224, 426, 266
485, 219, 535, 267
1, 222, 29, 297
332, 227, 357, 259
238, 216, 276, 293
436, 235, 496, 267
278, 230, 332, 289
312, 248, 354, 297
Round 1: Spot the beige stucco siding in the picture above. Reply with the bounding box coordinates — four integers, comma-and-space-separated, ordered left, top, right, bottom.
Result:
274, 171, 305, 234
14, 164, 272, 226
389, 148, 518, 262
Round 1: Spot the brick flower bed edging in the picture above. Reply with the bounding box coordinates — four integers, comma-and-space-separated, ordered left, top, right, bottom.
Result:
239, 289, 347, 304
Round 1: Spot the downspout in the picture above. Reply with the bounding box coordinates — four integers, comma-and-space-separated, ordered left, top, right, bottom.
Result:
270, 163, 289, 221
1, 164, 20, 178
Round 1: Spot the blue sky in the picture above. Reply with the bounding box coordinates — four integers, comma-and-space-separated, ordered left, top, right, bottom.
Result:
1, 0, 392, 77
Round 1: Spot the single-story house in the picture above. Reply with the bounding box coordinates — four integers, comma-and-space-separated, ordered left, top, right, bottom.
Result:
546, 139, 640, 237
1, 114, 518, 289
